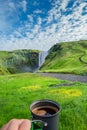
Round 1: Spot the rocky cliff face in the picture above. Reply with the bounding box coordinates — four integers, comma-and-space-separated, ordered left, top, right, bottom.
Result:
0, 50, 48, 74
0, 50, 39, 74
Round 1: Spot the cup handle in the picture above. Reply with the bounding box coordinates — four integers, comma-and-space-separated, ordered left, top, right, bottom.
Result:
31, 120, 48, 127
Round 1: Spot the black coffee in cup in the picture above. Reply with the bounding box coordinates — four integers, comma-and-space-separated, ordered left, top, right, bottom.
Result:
32, 105, 58, 116
30, 99, 60, 130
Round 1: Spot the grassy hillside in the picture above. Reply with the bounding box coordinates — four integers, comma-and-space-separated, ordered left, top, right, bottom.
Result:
0, 73, 87, 130
40, 40, 87, 75
0, 50, 39, 74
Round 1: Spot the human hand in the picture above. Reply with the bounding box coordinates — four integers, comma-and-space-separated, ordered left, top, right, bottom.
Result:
1, 119, 31, 130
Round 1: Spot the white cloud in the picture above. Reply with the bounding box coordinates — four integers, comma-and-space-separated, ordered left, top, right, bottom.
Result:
0, 0, 20, 34
37, 17, 42, 25
21, 0, 27, 12
33, 9, 42, 14
8, 2, 15, 10
33, 1, 39, 6
61, 0, 70, 11
0, 0, 87, 51
27, 15, 34, 23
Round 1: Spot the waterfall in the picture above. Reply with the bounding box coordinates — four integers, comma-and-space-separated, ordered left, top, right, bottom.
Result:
38, 51, 48, 68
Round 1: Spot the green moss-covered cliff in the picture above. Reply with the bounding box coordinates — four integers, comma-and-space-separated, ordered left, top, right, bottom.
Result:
0, 50, 40, 74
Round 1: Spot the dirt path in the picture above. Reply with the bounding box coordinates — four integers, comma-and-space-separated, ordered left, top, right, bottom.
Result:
39, 73, 87, 83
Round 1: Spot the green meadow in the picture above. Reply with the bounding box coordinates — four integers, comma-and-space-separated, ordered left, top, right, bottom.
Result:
0, 73, 87, 130
40, 40, 87, 75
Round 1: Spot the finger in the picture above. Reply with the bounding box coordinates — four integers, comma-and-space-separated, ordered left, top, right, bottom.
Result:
19, 119, 31, 130
1, 124, 9, 130
3, 119, 23, 130
1, 119, 17, 130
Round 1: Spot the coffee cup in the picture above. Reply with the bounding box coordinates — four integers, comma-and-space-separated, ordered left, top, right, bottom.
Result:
30, 99, 60, 130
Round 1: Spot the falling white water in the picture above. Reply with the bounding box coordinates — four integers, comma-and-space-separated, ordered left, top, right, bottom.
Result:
38, 51, 48, 67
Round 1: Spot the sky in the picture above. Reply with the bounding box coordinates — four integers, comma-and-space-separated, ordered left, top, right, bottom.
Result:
0, 0, 87, 51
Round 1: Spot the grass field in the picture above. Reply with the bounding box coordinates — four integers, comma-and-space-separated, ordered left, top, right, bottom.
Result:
40, 40, 87, 75
0, 73, 87, 130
